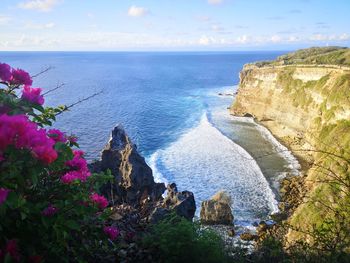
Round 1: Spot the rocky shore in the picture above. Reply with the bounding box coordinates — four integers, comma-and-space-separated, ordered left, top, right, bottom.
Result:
230, 47, 350, 245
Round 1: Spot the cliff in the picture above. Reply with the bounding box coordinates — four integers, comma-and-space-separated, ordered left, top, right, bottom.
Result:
230, 47, 350, 245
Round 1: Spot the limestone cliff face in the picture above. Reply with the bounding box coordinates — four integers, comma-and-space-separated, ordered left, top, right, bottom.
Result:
231, 62, 350, 244
231, 64, 350, 157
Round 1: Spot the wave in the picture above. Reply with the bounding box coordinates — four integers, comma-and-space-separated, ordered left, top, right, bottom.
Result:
147, 113, 279, 223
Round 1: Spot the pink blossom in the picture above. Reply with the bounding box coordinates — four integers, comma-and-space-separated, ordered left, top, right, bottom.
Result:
0, 114, 57, 164
63, 150, 91, 183
10, 68, 32, 86
72, 150, 84, 157
68, 135, 78, 144
28, 255, 43, 263
0, 63, 12, 82
0, 188, 11, 205
41, 204, 58, 217
21, 85, 44, 105
4, 240, 20, 262
103, 226, 120, 240
90, 193, 108, 209
65, 152, 87, 171
61, 171, 80, 184
48, 129, 67, 143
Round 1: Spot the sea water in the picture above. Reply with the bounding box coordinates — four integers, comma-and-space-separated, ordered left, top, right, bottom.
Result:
0, 51, 299, 225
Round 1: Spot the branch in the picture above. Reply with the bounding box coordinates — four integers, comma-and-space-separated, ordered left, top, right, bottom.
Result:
31, 66, 54, 78
55, 90, 103, 116
0, 81, 9, 87
43, 83, 65, 96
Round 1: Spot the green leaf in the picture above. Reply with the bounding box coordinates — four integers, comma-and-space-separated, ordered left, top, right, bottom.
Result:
66, 220, 80, 230
20, 211, 27, 220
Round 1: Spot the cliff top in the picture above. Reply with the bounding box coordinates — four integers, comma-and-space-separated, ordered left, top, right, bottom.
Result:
253, 46, 350, 67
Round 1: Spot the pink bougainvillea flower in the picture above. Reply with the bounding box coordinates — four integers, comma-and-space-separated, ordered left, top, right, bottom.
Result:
10, 68, 32, 86
0, 114, 57, 164
4, 240, 20, 262
41, 204, 58, 217
61, 171, 80, 184
63, 150, 91, 183
21, 85, 44, 105
0, 188, 11, 205
48, 129, 67, 143
28, 255, 43, 263
68, 135, 78, 144
103, 226, 120, 240
0, 63, 12, 82
90, 193, 108, 209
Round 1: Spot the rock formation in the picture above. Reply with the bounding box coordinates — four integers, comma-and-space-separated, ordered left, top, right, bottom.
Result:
149, 183, 196, 223
90, 124, 165, 206
90, 125, 196, 222
200, 191, 234, 225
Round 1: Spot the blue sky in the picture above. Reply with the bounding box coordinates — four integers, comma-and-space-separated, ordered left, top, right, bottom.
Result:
0, 0, 349, 51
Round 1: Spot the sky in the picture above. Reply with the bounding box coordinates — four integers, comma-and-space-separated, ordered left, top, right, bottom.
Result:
0, 0, 349, 51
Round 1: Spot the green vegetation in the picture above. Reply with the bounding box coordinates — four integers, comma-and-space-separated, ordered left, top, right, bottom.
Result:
324, 74, 350, 104
290, 119, 350, 259
142, 214, 230, 263
254, 47, 350, 67
276, 68, 314, 109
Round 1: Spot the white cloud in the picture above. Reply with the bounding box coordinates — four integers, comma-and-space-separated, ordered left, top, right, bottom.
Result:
270, 35, 282, 42
287, 36, 300, 42
339, 33, 350, 41
211, 24, 224, 32
199, 36, 210, 45
128, 5, 148, 17
0, 15, 11, 25
24, 22, 55, 30
309, 33, 350, 41
87, 13, 95, 19
208, 0, 223, 5
18, 0, 61, 12
309, 34, 329, 41
236, 35, 249, 44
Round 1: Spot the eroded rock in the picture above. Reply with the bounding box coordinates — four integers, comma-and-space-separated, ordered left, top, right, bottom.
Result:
200, 191, 234, 225
90, 124, 165, 206
163, 183, 196, 220
240, 231, 258, 241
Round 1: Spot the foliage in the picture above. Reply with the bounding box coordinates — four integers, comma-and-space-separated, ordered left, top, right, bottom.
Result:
288, 120, 350, 260
142, 214, 230, 263
253, 47, 350, 67
0, 63, 117, 262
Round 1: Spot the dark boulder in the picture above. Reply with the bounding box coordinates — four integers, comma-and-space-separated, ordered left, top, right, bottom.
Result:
162, 183, 196, 221
90, 124, 165, 206
148, 207, 171, 224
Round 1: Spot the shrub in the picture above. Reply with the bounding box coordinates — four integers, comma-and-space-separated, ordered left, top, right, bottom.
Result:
0, 63, 117, 262
142, 214, 229, 263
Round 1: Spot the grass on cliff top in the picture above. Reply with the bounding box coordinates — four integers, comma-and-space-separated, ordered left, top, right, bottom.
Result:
254, 46, 350, 67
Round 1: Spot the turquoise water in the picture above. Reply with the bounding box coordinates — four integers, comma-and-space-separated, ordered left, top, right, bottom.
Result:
0, 51, 299, 224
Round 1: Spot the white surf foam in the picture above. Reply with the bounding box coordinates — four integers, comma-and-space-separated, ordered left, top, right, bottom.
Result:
148, 113, 279, 222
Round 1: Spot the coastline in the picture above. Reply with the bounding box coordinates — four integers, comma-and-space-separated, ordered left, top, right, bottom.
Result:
256, 119, 310, 173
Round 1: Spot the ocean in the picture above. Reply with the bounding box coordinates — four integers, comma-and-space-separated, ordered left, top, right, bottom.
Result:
0, 51, 300, 225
